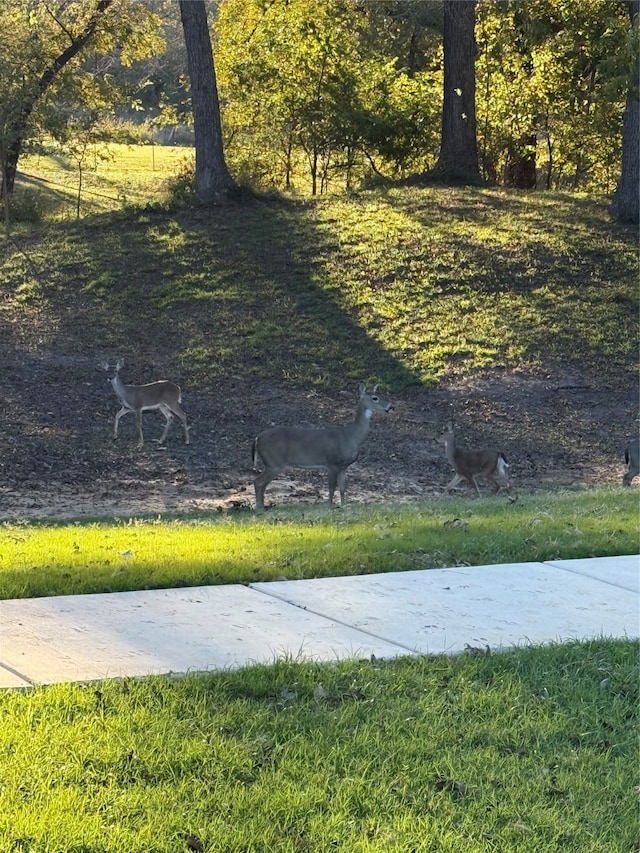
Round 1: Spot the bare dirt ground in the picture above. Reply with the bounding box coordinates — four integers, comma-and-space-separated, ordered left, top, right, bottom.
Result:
0, 351, 636, 522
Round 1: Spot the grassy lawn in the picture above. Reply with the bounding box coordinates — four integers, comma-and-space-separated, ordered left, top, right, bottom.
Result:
0, 639, 637, 852
3, 178, 637, 392
15, 143, 191, 220
2, 153, 638, 851
0, 488, 637, 600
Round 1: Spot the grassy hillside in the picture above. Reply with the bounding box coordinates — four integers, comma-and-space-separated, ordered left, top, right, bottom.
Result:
2, 186, 637, 390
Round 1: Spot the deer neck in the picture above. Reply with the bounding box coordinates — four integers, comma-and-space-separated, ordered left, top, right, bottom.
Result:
442, 434, 457, 465
348, 400, 374, 445
111, 373, 126, 399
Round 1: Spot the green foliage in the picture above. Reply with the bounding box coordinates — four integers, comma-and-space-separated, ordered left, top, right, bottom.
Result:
212, 0, 631, 194
0, 639, 637, 850
214, 0, 443, 192
477, 0, 631, 191
0, 0, 165, 192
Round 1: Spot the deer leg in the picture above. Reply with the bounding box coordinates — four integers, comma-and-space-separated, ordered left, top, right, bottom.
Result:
135, 410, 144, 448
469, 475, 481, 496
446, 473, 464, 491
158, 404, 174, 444
172, 404, 190, 444
114, 406, 131, 440
328, 469, 338, 504
253, 467, 280, 511
336, 469, 348, 506
486, 474, 500, 494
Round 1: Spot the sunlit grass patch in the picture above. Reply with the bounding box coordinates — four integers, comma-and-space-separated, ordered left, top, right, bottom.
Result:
1, 488, 637, 600
1, 179, 636, 390
15, 144, 192, 220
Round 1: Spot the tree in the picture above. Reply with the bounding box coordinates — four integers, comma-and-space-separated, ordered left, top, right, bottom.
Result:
0, 0, 164, 200
1, 0, 112, 198
477, 0, 630, 192
611, 0, 639, 224
431, 0, 480, 182
178, 0, 238, 203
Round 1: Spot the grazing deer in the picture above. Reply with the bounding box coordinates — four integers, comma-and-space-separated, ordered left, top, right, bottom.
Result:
438, 421, 510, 496
622, 437, 639, 486
252, 383, 394, 510
104, 360, 189, 449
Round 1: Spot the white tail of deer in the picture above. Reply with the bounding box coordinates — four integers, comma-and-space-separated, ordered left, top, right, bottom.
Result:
623, 437, 639, 486
251, 383, 394, 510
103, 360, 189, 449
438, 421, 510, 496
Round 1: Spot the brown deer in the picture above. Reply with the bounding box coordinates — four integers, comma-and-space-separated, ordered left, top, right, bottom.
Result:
104, 360, 189, 449
438, 421, 510, 496
623, 437, 639, 486
252, 383, 394, 510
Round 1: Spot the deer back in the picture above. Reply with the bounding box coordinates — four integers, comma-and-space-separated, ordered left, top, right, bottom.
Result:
254, 384, 393, 470
439, 422, 503, 476
110, 368, 181, 410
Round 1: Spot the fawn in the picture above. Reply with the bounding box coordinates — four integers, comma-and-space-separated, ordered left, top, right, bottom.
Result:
438, 421, 510, 496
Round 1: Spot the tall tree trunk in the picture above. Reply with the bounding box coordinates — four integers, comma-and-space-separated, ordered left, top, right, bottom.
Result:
431, 0, 480, 183
0, 0, 113, 198
179, 0, 238, 204
611, 1, 639, 224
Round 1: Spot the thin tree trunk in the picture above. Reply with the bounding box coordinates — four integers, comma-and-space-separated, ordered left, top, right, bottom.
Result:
179, 0, 238, 204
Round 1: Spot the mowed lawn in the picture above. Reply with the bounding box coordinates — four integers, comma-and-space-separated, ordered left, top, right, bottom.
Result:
0, 640, 637, 852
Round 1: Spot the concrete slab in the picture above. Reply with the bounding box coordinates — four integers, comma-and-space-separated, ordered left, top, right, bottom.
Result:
0, 585, 408, 687
545, 555, 639, 593
251, 562, 639, 655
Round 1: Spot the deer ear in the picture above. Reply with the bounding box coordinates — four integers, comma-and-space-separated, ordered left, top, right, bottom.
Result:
371, 384, 378, 393
446, 420, 454, 431
358, 382, 367, 396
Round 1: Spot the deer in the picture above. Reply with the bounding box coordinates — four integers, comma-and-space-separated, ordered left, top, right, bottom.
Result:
438, 421, 510, 496
251, 383, 394, 510
103, 360, 189, 449
622, 437, 639, 486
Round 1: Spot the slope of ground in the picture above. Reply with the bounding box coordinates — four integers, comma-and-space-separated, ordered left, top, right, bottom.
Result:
0, 188, 637, 519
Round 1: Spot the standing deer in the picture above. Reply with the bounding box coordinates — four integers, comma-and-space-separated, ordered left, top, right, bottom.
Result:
622, 437, 639, 486
438, 421, 510, 496
104, 360, 189, 449
252, 383, 394, 510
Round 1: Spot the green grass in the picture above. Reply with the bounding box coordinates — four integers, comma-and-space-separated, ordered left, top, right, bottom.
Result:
15, 144, 191, 220
2, 178, 637, 390
1, 488, 637, 600
2, 159, 638, 852
0, 639, 637, 852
